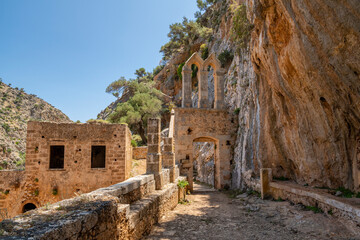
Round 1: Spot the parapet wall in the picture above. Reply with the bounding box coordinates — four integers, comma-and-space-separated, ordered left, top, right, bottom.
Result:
0, 172, 181, 239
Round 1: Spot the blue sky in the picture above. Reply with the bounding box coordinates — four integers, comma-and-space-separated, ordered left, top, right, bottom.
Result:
0, 0, 198, 122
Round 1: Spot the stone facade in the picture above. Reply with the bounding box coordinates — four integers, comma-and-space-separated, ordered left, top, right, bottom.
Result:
0, 121, 132, 220
132, 146, 148, 160
174, 108, 236, 190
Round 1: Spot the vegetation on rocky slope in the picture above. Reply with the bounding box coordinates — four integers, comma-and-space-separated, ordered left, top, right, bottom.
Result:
102, 69, 165, 144
0, 79, 71, 169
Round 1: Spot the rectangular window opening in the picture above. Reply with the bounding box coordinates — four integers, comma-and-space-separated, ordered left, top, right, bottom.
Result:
91, 146, 106, 168
50, 146, 64, 169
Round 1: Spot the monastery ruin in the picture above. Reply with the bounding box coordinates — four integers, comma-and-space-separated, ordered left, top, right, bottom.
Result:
1, 48, 360, 238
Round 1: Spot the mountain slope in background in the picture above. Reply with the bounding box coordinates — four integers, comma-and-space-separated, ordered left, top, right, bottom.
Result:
0, 81, 72, 169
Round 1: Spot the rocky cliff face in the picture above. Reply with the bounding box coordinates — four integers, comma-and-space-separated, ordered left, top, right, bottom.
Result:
0, 82, 72, 169
98, 0, 360, 191
245, 0, 360, 190
157, 0, 360, 191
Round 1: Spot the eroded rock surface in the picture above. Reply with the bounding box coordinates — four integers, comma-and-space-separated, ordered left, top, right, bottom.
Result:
246, 0, 360, 189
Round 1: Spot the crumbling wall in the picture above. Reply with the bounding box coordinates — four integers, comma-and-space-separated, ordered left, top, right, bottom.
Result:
0, 173, 180, 240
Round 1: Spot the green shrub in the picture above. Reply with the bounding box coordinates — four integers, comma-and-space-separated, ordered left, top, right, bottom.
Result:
177, 179, 189, 202
234, 108, 240, 114
177, 63, 185, 80
34, 189, 39, 196
230, 3, 253, 50
191, 64, 199, 78
218, 50, 234, 67
1, 123, 10, 133
200, 44, 209, 60
305, 205, 323, 213
336, 187, 354, 198
131, 139, 138, 147
153, 65, 165, 76
131, 134, 143, 147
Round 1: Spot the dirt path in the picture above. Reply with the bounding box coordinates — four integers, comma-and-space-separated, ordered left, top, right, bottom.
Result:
145, 183, 360, 240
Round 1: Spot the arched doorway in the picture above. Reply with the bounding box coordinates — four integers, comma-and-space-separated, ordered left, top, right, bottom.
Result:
188, 136, 219, 191
22, 203, 37, 213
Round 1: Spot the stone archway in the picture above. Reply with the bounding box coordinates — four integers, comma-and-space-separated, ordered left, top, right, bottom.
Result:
22, 202, 37, 213
191, 136, 219, 190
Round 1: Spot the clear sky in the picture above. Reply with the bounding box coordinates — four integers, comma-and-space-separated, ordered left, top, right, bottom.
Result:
0, 0, 198, 122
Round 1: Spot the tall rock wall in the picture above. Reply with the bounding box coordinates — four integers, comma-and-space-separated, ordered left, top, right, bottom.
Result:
245, 0, 360, 190
151, 0, 360, 191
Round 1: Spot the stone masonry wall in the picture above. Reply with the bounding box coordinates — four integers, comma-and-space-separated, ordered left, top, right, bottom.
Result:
0, 121, 132, 220
174, 108, 236, 189
0, 173, 180, 240
132, 147, 148, 160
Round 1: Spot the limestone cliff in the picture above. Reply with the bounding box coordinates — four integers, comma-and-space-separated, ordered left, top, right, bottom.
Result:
0, 81, 72, 169
155, 0, 360, 191
98, 0, 360, 191
246, 0, 360, 190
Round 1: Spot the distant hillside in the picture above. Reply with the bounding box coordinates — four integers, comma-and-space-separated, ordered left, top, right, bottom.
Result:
0, 80, 72, 169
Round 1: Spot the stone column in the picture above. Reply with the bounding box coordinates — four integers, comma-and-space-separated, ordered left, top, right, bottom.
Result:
260, 168, 272, 199
162, 137, 176, 183
146, 118, 163, 189
214, 70, 226, 109
182, 66, 192, 108
198, 70, 209, 108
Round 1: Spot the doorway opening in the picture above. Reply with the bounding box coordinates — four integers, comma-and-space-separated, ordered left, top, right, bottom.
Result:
22, 203, 36, 213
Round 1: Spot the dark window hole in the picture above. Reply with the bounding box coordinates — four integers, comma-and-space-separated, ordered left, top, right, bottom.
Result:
320, 97, 326, 102
41, 136, 45, 138
50, 146, 64, 169
187, 128, 192, 135
91, 146, 106, 168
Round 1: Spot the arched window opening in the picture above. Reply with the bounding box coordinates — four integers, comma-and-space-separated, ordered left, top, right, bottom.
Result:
191, 64, 199, 108
22, 203, 37, 213
206, 65, 215, 108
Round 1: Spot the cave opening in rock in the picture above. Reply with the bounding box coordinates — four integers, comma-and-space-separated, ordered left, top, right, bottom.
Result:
22, 203, 36, 213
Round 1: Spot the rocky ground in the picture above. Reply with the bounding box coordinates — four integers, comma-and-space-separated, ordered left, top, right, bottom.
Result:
0, 81, 71, 169
145, 183, 360, 240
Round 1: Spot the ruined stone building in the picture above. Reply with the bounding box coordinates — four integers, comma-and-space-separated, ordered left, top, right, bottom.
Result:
174, 53, 237, 191
0, 121, 132, 220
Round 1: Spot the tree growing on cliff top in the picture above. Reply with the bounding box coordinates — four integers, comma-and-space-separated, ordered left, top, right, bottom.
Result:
106, 68, 163, 144
160, 17, 212, 60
